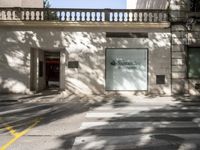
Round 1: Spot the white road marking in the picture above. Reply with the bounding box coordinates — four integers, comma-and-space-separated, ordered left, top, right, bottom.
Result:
80, 121, 200, 129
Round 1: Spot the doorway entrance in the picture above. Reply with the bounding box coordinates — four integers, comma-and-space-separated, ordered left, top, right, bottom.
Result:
30, 48, 65, 92
45, 52, 60, 89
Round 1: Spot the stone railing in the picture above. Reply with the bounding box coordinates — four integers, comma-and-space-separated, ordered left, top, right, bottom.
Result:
0, 8, 169, 23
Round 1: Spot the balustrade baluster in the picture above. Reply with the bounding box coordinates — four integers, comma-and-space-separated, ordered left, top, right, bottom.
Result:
76, 11, 78, 21
150, 12, 153, 22
22, 10, 25, 20
117, 12, 119, 21
5, 10, 8, 20
101, 11, 103, 21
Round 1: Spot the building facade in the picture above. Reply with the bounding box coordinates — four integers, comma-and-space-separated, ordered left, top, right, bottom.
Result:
0, 0, 200, 95
0, 0, 43, 8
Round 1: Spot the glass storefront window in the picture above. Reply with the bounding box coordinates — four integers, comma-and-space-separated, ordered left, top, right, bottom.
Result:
188, 48, 200, 79
105, 48, 148, 91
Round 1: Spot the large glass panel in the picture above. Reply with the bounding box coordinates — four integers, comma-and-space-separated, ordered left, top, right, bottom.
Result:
106, 48, 147, 90
191, 0, 200, 12
188, 48, 200, 78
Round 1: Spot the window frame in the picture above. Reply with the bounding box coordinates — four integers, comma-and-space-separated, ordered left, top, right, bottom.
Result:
190, 0, 200, 12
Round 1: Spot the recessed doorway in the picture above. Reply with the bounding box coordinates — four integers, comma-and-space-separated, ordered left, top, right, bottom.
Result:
30, 48, 65, 92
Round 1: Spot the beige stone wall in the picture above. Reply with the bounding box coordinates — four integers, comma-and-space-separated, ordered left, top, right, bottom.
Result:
0, 26, 171, 95
0, 0, 43, 8
170, 0, 200, 95
21, 0, 43, 8
171, 26, 188, 94
171, 26, 200, 95
126, 0, 169, 9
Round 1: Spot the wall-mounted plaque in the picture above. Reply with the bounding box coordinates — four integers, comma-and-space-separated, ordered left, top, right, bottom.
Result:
156, 75, 165, 84
68, 61, 79, 68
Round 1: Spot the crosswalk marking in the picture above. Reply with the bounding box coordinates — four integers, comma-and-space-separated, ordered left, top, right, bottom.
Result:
86, 112, 200, 118
72, 101, 200, 150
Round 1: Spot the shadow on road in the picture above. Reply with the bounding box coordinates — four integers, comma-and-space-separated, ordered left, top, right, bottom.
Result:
1, 93, 200, 150
56, 95, 200, 150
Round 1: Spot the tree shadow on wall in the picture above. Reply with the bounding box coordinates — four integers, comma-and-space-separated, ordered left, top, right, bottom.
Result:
0, 26, 171, 95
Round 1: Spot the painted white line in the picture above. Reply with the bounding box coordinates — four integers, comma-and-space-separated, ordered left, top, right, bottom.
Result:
86, 112, 125, 118
79, 121, 200, 129
92, 106, 164, 111
93, 106, 200, 111
86, 112, 200, 118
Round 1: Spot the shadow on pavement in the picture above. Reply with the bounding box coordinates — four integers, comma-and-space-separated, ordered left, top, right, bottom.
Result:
55, 95, 200, 150
1, 92, 200, 150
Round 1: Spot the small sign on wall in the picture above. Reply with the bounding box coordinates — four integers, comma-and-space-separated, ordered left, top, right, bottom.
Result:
68, 61, 79, 68
156, 75, 165, 84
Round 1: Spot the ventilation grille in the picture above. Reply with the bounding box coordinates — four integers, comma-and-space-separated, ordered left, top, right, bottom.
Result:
106, 32, 148, 38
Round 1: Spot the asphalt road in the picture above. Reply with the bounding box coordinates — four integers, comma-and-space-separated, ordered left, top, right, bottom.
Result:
1, 93, 200, 150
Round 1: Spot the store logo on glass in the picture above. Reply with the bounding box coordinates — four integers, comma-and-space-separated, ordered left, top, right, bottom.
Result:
110, 59, 141, 70
110, 60, 117, 66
